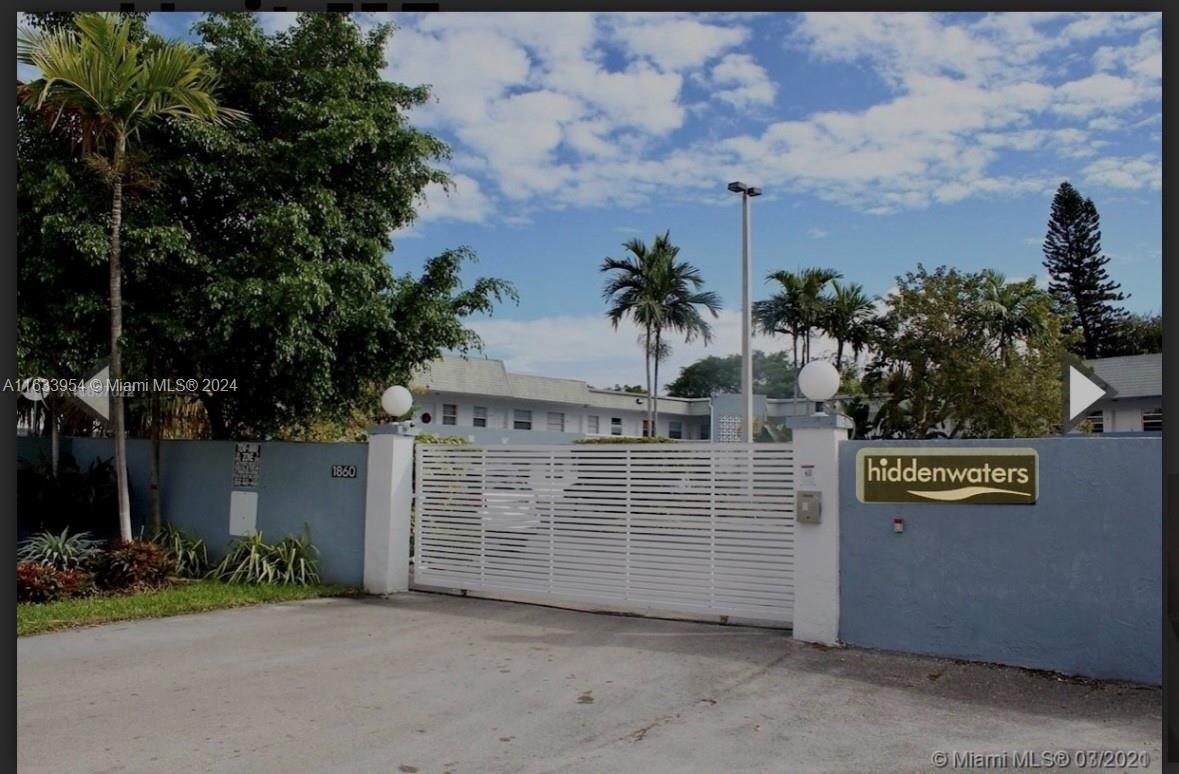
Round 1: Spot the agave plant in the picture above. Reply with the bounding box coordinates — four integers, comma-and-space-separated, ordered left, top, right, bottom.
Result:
17, 528, 102, 570
152, 523, 209, 578
211, 529, 320, 586
272, 532, 321, 586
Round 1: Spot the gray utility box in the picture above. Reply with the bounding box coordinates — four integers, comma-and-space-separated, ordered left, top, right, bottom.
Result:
797, 490, 822, 524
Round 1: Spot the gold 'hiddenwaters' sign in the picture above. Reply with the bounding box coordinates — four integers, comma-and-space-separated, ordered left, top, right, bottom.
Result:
856, 448, 1038, 504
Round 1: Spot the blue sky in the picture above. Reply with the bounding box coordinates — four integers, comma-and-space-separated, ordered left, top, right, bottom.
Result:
20, 12, 1163, 388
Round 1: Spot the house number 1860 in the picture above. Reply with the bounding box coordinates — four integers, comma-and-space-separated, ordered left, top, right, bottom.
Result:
331, 465, 357, 479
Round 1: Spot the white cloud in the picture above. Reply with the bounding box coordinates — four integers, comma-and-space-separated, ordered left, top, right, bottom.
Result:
413, 174, 493, 224
709, 53, 777, 109
380, 11, 1161, 221
1082, 155, 1161, 191
807, 227, 828, 239
611, 16, 747, 72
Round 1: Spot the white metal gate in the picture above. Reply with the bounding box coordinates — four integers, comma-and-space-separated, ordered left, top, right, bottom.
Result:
413, 443, 795, 625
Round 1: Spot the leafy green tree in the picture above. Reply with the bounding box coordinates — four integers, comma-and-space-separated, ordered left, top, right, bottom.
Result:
18, 13, 517, 533
666, 351, 796, 398
19, 12, 244, 541
865, 265, 1062, 439
1109, 312, 1162, 356
133, 14, 515, 439
1042, 182, 1127, 358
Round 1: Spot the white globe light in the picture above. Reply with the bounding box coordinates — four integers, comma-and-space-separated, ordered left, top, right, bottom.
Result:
380, 385, 413, 418
798, 360, 840, 402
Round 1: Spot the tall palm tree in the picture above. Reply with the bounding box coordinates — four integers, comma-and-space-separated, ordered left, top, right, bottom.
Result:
645, 240, 721, 432
822, 281, 877, 370
754, 267, 841, 396
796, 267, 842, 363
19, 13, 245, 541
602, 232, 720, 436
753, 274, 804, 382
976, 270, 1050, 363
602, 235, 666, 432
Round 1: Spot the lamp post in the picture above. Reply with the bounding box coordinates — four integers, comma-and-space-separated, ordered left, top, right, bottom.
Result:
380, 385, 415, 435
797, 360, 840, 415
728, 181, 762, 442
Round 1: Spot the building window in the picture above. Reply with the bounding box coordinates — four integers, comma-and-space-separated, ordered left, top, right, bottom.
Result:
1144, 407, 1162, 432
547, 412, 565, 432
513, 409, 532, 430
642, 419, 652, 437
700, 423, 710, 441
473, 406, 487, 428
610, 417, 622, 436
1086, 410, 1104, 433
668, 421, 683, 439
442, 403, 457, 425
587, 415, 599, 434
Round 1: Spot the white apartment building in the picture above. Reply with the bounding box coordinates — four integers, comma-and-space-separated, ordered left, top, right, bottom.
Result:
1082, 353, 1162, 433
409, 352, 1161, 444
410, 355, 825, 444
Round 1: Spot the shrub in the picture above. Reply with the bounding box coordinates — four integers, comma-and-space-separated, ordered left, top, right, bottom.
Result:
413, 432, 470, 445
94, 540, 176, 591
152, 523, 210, 578
212, 530, 321, 586
17, 528, 102, 570
17, 562, 95, 603
17, 451, 117, 537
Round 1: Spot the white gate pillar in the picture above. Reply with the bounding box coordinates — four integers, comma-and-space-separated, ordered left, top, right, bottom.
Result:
363, 426, 414, 594
785, 413, 853, 645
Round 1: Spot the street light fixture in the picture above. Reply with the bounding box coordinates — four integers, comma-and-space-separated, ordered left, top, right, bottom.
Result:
728, 181, 762, 443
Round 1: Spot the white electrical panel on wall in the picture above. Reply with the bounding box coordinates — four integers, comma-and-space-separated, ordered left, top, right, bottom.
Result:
229, 490, 258, 536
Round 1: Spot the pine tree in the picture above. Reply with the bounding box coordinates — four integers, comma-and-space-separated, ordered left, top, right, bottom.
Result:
1041, 182, 1127, 358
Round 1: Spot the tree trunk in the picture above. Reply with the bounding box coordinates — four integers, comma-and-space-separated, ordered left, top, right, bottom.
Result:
652, 329, 662, 437
791, 334, 800, 401
48, 397, 59, 478
835, 339, 845, 371
644, 325, 653, 437
202, 393, 228, 440
108, 135, 133, 542
148, 360, 162, 535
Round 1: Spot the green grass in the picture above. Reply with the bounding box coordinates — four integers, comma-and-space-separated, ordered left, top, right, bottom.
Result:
17, 580, 362, 636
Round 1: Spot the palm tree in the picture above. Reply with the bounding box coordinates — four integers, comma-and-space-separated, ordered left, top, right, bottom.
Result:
19, 13, 245, 541
796, 267, 842, 363
754, 267, 841, 396
976, 270, 1050, 363
645, 240, 721, 432
823, 281, 877, 370
602, 232, 720, 436
602, 235, 666, 432
753, 274, 804, 383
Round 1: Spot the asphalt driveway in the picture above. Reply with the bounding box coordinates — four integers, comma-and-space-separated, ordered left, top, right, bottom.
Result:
18, 592, 1161, 773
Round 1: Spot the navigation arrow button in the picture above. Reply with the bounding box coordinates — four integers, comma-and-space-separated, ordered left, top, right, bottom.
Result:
1062, 356, 1116, 433
72, 364, 111, 423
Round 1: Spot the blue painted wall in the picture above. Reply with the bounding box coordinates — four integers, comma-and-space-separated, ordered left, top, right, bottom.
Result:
839, 436, 1161, 684
17, 436, 368, 586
